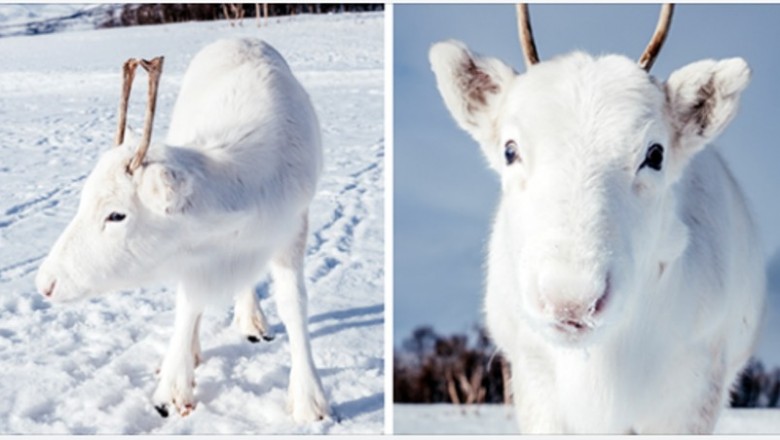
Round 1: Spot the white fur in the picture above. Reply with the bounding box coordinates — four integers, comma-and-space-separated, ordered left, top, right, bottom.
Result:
430, 41, 765, 433
35, 38, 329, 422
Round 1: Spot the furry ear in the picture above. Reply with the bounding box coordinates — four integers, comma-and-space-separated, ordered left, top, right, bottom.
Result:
137, 163, 193, 216
429, 40, 516, 150
665, 58, 750, 157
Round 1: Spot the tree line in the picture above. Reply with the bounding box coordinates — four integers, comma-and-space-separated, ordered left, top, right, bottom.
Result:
394, 326, 509, 405
394, 325, 780, 408
106, 4, 384, 28
0, 4, 383, 38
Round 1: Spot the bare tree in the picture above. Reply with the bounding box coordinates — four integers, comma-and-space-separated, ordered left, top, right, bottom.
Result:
222, 3, 244, 27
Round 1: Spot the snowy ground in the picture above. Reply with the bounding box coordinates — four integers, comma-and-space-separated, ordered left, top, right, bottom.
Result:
0, 4, 117, 38
393, 404, 780, 434
0, 12, 383, 434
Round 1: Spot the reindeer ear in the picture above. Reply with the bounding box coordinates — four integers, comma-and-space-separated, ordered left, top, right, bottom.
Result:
430, 40, 516, 149
137, 163, 193, 216
665, 58, 750, 157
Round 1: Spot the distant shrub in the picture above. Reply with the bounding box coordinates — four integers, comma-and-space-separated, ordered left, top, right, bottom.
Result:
730, 358, 780, 408
395, 325, 780, 409
394, 326, 509, 404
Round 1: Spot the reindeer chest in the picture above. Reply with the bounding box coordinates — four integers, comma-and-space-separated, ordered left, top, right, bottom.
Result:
549, 329, 715, 432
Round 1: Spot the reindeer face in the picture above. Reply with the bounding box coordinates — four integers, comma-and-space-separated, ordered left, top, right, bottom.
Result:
35, 55, 194, 302
493, 54, 681, 344
37, 146, 147, 301
35, 143, 193, 302
430, 41, 749, 345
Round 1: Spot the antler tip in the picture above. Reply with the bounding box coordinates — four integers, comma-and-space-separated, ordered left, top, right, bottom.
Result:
638, 3, 675, 71
516, 2, 540, 68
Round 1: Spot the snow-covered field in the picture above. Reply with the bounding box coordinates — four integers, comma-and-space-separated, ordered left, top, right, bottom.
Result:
0, 4, 116, 38
394, 404, 780, 434
0, 12, 384, 434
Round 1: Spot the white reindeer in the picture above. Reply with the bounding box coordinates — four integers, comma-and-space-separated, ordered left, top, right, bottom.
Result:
430, 4, 765, 433
35, 38, 330, 422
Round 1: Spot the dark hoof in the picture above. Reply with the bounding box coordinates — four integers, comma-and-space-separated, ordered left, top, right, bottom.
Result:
155, 404, 169, 418
247, 335, 260, 343
262, 334, 275, 342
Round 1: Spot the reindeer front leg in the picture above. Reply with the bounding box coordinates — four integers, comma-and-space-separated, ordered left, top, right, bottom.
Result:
270, 213, 330, 422
153, 283, 203, 417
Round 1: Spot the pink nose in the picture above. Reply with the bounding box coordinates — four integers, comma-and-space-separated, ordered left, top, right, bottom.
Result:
36, 269, 57, 298
549, 290, 609, 331
538, 270, 611, 332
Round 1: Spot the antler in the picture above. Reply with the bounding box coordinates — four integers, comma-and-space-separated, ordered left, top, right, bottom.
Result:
128, 57, 164, 173
115, 59, 139, 146
114, 56, 164, 172
516, 3, 674, 72
516, 4, 539, 68
638, 4, 674, 71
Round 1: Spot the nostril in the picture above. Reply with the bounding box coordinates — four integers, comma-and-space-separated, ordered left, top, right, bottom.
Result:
593, 293, 607, 314
590, 274, 611, 317
563, 319, 585, 330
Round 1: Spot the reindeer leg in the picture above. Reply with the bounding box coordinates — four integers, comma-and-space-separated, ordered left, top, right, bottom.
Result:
153, 283, 203, 417
270, 212, 330, 422
234, 287, 275, 343
192, 313, 202, 367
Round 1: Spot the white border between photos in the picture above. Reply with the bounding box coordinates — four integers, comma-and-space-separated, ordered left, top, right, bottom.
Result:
383, 0, 395, 435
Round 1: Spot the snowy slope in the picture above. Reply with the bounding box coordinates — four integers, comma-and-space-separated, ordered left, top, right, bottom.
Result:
0, 13, 383, 434
393, 404, 780, 434
0, 4, 117, 38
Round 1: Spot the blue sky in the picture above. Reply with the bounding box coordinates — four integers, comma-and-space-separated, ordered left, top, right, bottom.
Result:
393, 4, 780, 364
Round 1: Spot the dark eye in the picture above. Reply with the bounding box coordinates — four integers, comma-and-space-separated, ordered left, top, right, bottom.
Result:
106, 212, 126, 222
504, 140, 519, 165
640, 143, 664, 171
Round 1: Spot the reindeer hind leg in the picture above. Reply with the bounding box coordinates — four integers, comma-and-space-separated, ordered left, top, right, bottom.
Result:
234, 286, 276, 343
270, 211, 330, 422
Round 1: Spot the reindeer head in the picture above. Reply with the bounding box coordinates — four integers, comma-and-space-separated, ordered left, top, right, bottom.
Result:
36, 57, 195, 302
430, 4, 750, 345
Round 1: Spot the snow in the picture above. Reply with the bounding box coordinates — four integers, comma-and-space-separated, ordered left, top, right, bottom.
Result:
0, 4, 117, 38
0, 4, 86, 26
393, 404, 780, 434
0, 12, 383, 434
